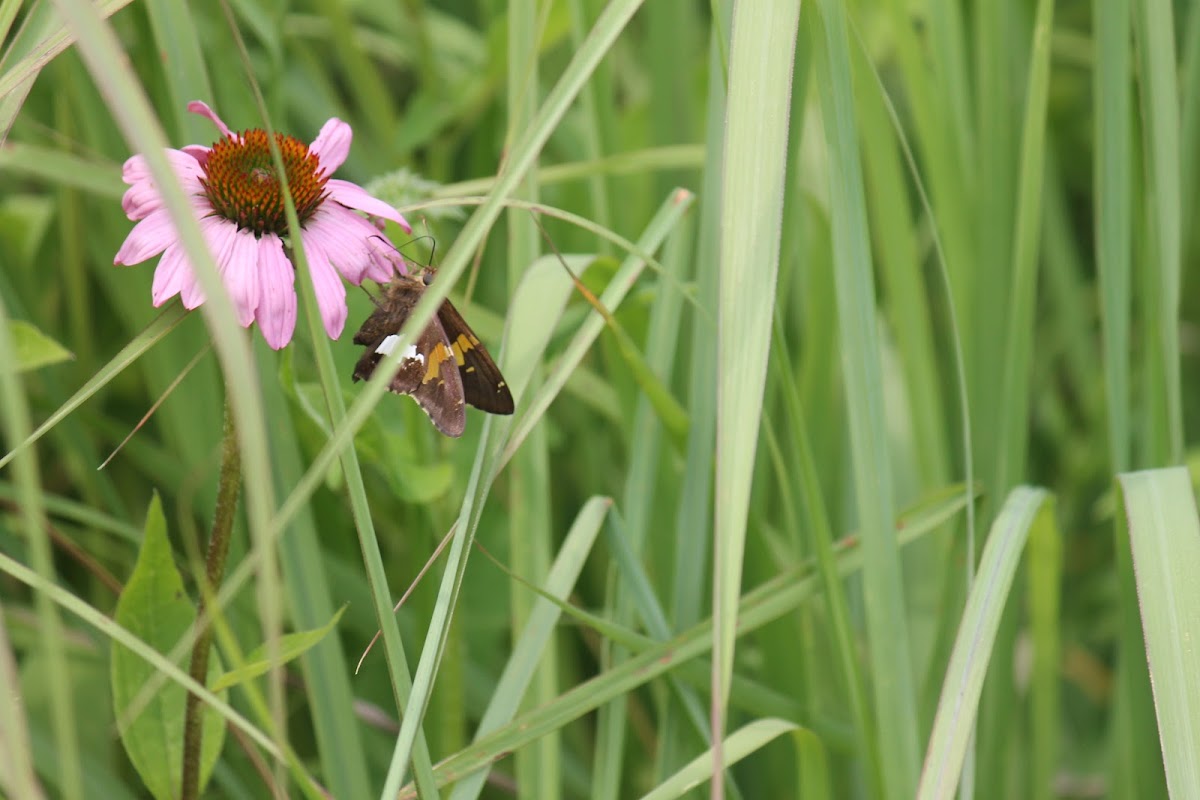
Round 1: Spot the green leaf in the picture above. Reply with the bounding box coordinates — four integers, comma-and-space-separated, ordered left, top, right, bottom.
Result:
211, 606, 348, 693
8, 321, 72, 373
1119, 467, 1200, 798
110, 494, 225, 800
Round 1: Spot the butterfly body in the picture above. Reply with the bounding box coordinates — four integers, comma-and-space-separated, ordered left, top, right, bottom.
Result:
352, 269, 513, 437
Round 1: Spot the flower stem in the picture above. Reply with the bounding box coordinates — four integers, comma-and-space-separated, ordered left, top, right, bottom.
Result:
181, 400, 241, 800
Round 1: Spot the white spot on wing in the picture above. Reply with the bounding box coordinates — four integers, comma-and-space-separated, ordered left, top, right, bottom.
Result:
404, 344, 425, 365
376, 335, 425, 365
375, 334, 400, 355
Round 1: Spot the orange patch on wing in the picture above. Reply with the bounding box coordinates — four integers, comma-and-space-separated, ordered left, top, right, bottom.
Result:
451, 333, 477, 366
422, 343, 452, 384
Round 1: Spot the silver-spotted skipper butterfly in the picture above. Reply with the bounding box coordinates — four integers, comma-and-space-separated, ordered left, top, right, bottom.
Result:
352, 268, 514, 437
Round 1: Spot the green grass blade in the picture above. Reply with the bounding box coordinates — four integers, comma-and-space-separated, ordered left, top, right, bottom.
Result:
501, 192, 693, 468
635, 719, 803, 800
0, 599, 44, 799
659, 25, 724, 778
504, 5, 554, 795
449, 496, 611, 800
398, 487, 968, 796
143, 0, 213, 140
0, 549, 280, 759
289, 194, 439, 798
0, 304, 187, 471
594, 205, 692, 800
0, 143, 121, 198
0, 0, 135, 102
771, 314, 883, 796
1095, 0, 1132, 474
811, 1, 918, 794
1134, 0, 1184, 463
1027, 485, 1062, 800
0, 267, 81, 800
211, 606, 347, 692
258, 368, 373, 799
994, 0, 1055, 489
712, 2, 801, 779
1118, 467, 1200, 798
917, 487, 1052, 799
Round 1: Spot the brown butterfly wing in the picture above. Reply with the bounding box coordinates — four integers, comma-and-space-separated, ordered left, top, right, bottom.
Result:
436, 298, 515, 415
352, 282, 467, 437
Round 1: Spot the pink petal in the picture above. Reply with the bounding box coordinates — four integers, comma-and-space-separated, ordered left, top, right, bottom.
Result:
114, 209, 175, 265
121, 149, 204, 189
224, 230, 262, 327
303, 205, 395, 284
120, 150, 207, 220
366, 238, 407, 281
325, 179, 412, 233
121, 154, 153, 186
173, 216, 232, 309
123, 180, 208, 222
121, 182, 164, 219
151, 244, 192, 306
298, 233, 348, 339
254, 236, 297, 349
187, 101, 234, 139
199, 216, 240, 314
308, 118, 351, 175
181, 145, 211, 167
180, 263, 205, 309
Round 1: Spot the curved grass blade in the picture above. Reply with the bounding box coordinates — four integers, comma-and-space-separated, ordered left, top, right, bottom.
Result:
635, 719, 817, 800
917, 487, 1054, 799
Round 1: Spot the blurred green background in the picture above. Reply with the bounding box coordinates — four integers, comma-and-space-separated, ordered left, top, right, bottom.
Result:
1, 0, 1198, 798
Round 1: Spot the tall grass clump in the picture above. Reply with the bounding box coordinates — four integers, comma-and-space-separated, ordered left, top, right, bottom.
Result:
1, 1, 1198, 798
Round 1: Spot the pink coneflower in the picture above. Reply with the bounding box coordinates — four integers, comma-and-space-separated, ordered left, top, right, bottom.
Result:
114, 101, 412, 349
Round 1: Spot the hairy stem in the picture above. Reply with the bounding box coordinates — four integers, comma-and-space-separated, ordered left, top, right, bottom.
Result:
181, 400, 241, 800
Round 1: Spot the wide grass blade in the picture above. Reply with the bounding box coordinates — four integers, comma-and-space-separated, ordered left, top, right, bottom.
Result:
712, 5, 801, 793
1118, 467, 1200, 798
